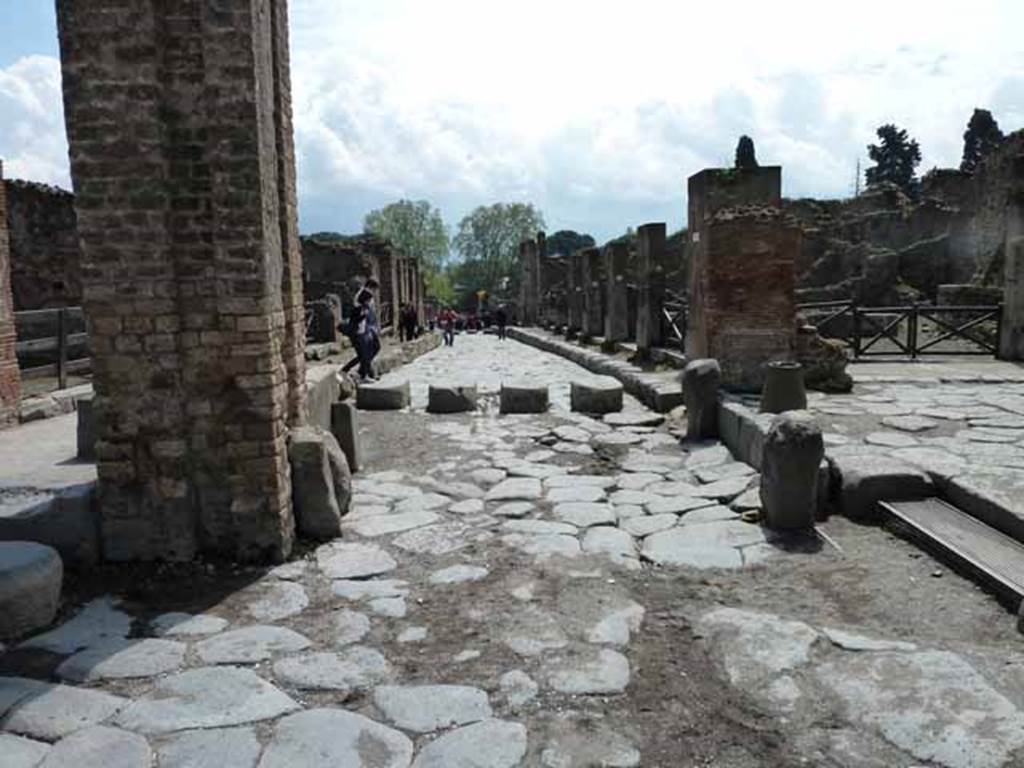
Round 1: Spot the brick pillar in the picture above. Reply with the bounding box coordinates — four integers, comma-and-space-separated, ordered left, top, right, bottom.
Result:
0, 161, 20, 428
1001, 198, 1024, 360
603, 242, 630, 343
567, 251, 584, 336
581, 247, 602, 338
635, 223, 666, 350
57, 0, 305, 562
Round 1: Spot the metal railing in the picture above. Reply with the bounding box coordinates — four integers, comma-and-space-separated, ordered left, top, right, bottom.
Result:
798, 299, 1003, 358
13, 306, 89, 388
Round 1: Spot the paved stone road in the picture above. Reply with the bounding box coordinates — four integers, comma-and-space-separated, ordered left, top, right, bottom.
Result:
3, 334, 1024, 767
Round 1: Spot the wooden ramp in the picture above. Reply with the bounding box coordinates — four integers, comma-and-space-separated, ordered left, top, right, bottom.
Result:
880, 498, 1024, 607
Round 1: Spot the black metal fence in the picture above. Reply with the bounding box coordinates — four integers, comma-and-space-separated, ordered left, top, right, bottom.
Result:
13, 306, 90, 388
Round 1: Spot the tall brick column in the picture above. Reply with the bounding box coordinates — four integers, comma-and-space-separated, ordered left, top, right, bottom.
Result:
603, 242, 630, 343
635, 223, 666, 351
0, 161, 20, 428
57, 0, 306, 562
581, 247, 603, 338
1001, 197, 1024, 360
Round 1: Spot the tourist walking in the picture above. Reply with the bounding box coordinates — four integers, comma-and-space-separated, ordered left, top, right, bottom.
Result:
341, 277, 381, 382
442, 308, 456, 347
495, 305, 508, 340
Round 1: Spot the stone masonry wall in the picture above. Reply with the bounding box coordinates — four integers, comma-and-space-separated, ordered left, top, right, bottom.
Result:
4, 180, 80, 310
0, 162, 20, 427
57, 0, 305, 562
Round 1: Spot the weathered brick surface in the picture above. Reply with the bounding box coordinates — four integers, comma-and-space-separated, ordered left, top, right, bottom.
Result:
691, 206, 800, 391
4, 180, 80, 310
0, 162, 21, 428
56, 0, 306, 562
635, 223, 667, 350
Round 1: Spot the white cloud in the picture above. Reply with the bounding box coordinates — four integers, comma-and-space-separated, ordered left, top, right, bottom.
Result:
0, 55, 69, 187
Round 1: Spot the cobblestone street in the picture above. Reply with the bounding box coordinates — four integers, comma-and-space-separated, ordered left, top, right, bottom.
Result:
4, 334, 1024, 767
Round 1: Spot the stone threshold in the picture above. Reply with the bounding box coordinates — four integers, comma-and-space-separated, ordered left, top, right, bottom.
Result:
506, 327, 684, 413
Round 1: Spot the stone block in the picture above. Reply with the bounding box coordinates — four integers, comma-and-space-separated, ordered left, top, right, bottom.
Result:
682, 359, 721, 439
571, 377, 623, 414
0, 483, 99, 567
760, 411, 824, 529
427, 385, 478, 414
0, 541, 62, 640
831, 454, 934, 521
500, 383, 549, 414
304, 364, 342, 431
77, 396, 96, 460
330, 401, 361, 474
288, 427, 351, 540
356, 381, 410, 411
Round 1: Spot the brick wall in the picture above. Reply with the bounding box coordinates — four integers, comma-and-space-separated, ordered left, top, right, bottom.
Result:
0, 162, 21, 427
57, 0, 306, 562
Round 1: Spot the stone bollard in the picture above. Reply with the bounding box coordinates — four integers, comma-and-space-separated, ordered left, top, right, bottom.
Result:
288, 427, 351, 540
760, 411, 823, 529
330, 401, 361, 474
682, 359, 721, 439
760, 361, 807, 414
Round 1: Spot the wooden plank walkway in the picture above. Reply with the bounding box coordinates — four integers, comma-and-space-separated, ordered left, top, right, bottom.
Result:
880, 498, 1024, 607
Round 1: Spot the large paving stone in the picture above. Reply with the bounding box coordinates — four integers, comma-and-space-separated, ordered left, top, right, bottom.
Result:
0, 677, 127, 741
540, 720, 640, 768
343, 510, 440, 538
831, 454, 934, 521
546, 485, 607, 504
501, 534, 581, 558
0, 542, 62, 641
272, 647, 390, 693
1, 733, 51, 768
545, 648, 630, 694
620, 513, 678, 538
571, 377, 623, 414
502, 520, 577, 536
604, 412, 664, 428
258, 709, 412, 768
115, 667, 299, 736
641, 521, 766, 569
316, 541, 397, 579
500, 383, 549, 414
428, 384, 479, 413
412, 719, 527, 768
942, 470, 1024, 542
816, 649, 1024, 768
333, 609, 371, 646
373, 684, 492, 733
581, 527, 637, 558
429, 565, 489, 585
646, 496, 716, 515
156, 726, 261, 768
356, 381, 411, 411
553, 502, 616, 528
544, 474, 618, 490
151, 613, 228, 637
485, 478, 543, 502
331, 579, 408, 601
40, 726, 151, 768
195, 626, 311, 665
244, 581, 309, 622
56, 638, 185, 683
392, 522, 470, 555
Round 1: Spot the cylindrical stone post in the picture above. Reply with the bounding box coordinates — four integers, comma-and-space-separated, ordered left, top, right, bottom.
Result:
682, 358, 721, 439
760, 411, 823, 529
636, 223, 666, 350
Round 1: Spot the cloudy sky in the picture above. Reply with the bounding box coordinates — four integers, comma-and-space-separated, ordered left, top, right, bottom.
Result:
1, 1, 1022, 245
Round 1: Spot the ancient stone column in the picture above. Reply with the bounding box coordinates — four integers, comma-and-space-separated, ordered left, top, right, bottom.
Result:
0, 162, 20, 428
603, 242, 630, 344
581, 248, 603, 339
635, 223, 666, 350
1000, 198, 1024, 360
536, 231, 548, 324
682, 358, 721, 439
57, 0, 306, 562
521, 239, 539, 325
567, 251, 585, 337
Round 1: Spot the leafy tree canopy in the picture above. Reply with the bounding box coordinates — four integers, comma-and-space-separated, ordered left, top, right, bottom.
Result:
363, 199, 450, 273
451, 203, 545, 303
735, 135, 758, 170
960, 108, 1004, 174
865, 124, 922, 195
545, 230, 595, 257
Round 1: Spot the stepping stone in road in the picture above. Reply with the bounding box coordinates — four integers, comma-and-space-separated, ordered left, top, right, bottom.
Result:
356, 380, 410, 410
0, 542, 62, 641
500, 382, 549, 414
195, 626, 311, 664
411, 719, 528, 768
259, 709, 412, 768
571, 377, 624, 414
428, 384, 479, 414
373, 684, 492, 733
56, 638, 186, 683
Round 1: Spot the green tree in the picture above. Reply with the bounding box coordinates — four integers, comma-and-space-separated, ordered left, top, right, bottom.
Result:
865, 124, 922, 195
425, 269, 455, 306
735, 135, 758, 169
452, 203, 545, 301
546, 230, 595, 257
960, 108, 1004, 174
363, 199, 450, 273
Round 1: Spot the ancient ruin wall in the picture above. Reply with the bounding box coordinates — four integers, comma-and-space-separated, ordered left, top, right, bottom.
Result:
57, 0, 305, 562
0, 162, 20, 427
4, 180, 80, 311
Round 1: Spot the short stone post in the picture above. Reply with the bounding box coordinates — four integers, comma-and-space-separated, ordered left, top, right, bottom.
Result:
760, 361, 807, 413
1000, 199, 1024, 360
760, 411, 823, 529
582, 247, 603, 339
635, 223, 666, 351
330, 400, 361, 474
682, 359, 721, 439
603, 243, 630, 344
